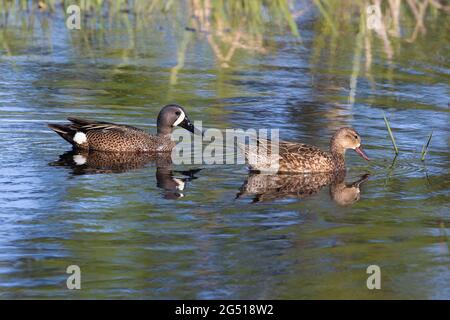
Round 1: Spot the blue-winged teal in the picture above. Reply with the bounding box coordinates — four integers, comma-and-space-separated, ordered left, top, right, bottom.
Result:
243, 127, 369, 173
48, 104, 196, 152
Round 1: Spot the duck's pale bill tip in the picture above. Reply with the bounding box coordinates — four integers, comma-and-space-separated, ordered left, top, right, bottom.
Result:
355, 146, 370, 161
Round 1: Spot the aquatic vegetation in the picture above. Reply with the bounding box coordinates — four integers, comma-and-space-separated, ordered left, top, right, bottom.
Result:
383, 112, 399, 156
1, 0, 448, 71
310, 0, 449, 111
421, 130, 433, 161
312, 0, 450, 62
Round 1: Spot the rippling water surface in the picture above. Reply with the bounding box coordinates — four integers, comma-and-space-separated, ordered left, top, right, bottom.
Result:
0, 6, 449, 299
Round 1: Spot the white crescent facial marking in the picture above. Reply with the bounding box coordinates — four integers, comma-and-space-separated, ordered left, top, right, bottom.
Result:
172, 110, 186, 127
73, 132, 87, 145
73, 154, 87, 165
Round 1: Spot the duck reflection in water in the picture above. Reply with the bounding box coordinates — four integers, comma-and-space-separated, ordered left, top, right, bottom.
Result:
236, 171, 369, 205
50, 151, 201, 199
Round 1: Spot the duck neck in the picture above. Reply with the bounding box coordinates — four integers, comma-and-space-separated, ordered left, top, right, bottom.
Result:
157, 126, 173, 138
330, 143, 346, 171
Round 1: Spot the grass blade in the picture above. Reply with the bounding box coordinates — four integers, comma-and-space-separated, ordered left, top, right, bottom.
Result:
421, 130, 433, 161
383, 113, 398, 155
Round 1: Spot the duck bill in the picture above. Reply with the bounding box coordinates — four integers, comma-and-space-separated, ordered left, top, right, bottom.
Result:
355, 146, 370, 161
178, 116, 201, 135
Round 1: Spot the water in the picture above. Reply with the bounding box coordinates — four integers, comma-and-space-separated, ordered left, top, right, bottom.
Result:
0, 6, 449, 299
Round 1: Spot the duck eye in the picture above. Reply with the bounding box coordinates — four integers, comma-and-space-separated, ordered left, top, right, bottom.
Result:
175, 111, 181, 116
354, 135, 358, 139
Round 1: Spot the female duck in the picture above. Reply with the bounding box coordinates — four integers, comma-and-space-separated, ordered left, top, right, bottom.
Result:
244, 127, 369, 173
48, 104, 196, 152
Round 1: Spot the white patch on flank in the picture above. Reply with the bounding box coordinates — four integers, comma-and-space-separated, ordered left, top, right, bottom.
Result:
73, 132, 87, 145
73, 154, 87, 165
172, 110, 185, 127
173, 178, 185, 191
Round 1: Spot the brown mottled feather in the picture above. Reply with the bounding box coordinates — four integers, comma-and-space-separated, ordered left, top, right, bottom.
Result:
70, 118, 174, 152
242, 128, 366, 173
48, 105, 195, 152
49, 118, 174, 152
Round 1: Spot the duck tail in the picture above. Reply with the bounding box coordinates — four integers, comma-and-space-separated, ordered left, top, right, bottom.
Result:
48, 123, 77, 145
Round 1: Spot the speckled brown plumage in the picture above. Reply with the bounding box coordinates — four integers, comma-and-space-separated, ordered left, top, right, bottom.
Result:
74, 119, 175, 152
236, 171, 369, 205
243, 127, 369, 173
48, 104, 196, 152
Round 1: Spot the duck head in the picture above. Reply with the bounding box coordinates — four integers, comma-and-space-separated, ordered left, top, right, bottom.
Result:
331, 127, 369, 161
157, 104, 196, 136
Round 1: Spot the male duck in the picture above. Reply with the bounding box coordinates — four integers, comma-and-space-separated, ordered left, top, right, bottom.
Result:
243, 127, 369, 173
48, 104, 196, 152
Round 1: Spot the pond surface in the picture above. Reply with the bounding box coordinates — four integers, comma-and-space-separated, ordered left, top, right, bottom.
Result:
0, 6, 449, 299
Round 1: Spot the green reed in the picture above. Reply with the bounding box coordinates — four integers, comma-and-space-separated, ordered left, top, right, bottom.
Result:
421, 131, 433, 161
383, 113, 399, 155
